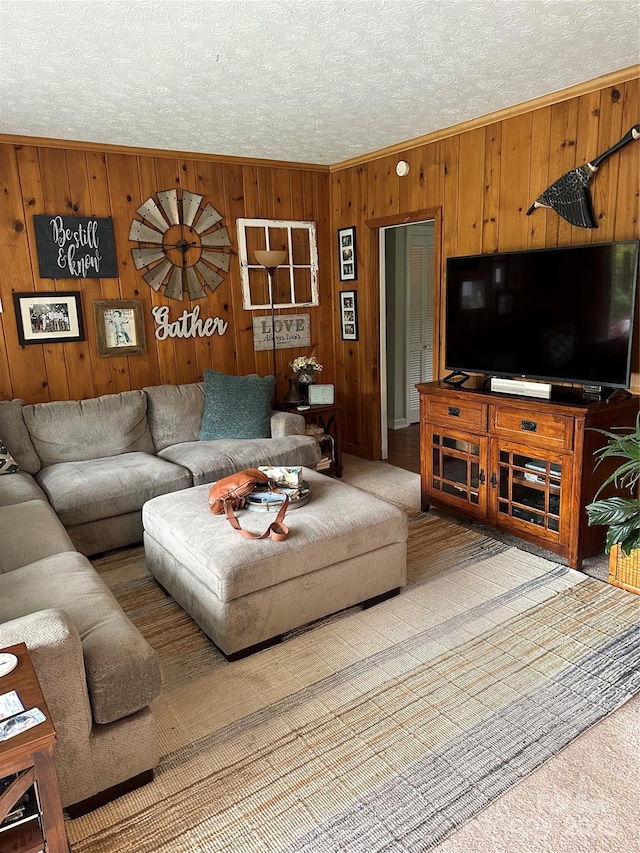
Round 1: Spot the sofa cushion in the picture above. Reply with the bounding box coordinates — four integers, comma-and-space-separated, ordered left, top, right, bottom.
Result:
269, 409, 306, 437
0, 439, 19, 474
199, 371, 275, 441
143, 382, 205, 452
0, 551, 162, 724
158, 436, 323, 486
0, 499, 74, 573
0, 471, 47, 507
23, 390, 155, 466
0, 399, 41, 474
35, 452, 192, 527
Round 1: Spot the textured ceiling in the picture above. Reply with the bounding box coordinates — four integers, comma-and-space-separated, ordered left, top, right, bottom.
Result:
0, 1, 638, 165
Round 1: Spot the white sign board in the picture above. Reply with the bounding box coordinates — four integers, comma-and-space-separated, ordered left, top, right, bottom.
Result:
253, 313, 311, 351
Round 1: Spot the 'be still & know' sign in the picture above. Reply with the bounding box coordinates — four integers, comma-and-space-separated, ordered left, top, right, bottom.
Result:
34, 215, 118, 279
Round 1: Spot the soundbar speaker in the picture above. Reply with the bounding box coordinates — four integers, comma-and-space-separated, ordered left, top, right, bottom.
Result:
490, 377, 552, 399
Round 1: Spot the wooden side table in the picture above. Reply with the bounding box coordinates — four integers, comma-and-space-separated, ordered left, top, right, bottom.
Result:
0, 643, 69, 853
280, 403, 343, 477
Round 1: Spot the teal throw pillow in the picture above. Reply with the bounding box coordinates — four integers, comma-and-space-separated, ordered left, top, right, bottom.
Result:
0, 439, 19, 474
199, 371, 276, 441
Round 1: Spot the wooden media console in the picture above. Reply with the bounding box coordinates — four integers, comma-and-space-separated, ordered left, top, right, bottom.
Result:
417, 381, 639, 570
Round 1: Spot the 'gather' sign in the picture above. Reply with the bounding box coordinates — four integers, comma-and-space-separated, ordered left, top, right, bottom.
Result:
152, 305, 229, 340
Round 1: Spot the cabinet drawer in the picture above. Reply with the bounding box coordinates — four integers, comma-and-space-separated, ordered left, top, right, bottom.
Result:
423, 397, 487, 431
490, 407, 574, 450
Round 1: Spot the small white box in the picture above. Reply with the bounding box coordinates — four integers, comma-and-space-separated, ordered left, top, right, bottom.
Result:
308, 384, 335, 405
490, 377, 552, 399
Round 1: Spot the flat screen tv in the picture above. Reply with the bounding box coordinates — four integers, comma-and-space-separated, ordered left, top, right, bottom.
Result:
445, 240, 639, 389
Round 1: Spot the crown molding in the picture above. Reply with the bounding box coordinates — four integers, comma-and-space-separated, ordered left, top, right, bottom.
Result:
330, 65, 640, 172
0, 133, 330, 172
1, 66, 636, 175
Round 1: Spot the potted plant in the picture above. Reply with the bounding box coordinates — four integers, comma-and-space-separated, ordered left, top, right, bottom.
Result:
585, 412, 640, 593
288, 354, 323, 402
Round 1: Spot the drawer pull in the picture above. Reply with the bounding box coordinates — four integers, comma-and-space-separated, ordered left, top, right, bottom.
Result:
448, 406, 461, 417
521, 420, 537, 432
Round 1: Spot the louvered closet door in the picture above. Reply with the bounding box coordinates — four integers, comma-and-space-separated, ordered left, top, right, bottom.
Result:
408, 227, 435, 423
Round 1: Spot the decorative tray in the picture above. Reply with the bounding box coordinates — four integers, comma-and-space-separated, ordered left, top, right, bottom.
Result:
245, 480, 311, 512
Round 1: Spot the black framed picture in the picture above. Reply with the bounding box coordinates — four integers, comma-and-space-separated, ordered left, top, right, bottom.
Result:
338, 226, 357, 281
340, 290, 358, 340
13, 291, 85, 345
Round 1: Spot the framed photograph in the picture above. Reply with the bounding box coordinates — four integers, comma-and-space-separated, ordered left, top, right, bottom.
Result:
308, 384, 335, 405
340, 290, 359, 341
338, 226, 357, 281
13, 291, 85, 345
94, 300, 147, 357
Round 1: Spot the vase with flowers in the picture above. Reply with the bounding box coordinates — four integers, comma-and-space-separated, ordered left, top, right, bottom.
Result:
289, 354, 323, 402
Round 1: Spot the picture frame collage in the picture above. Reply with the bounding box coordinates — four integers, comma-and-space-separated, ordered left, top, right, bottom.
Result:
338, 226, 357, 282
13, 293, 147, 358
339, 290, 358, 341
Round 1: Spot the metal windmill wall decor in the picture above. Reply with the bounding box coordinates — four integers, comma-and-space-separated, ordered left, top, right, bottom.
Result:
129, 189, 232, 300
526, 124, 640, 229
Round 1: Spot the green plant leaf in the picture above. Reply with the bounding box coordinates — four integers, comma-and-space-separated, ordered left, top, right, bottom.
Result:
591, 412, 640, 498
585, 497, 640, 527
606, 525, 640, 556
621, 530, 640, 555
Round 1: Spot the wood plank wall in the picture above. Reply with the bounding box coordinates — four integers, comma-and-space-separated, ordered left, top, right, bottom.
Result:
1, 73, 638, 464
331, 76, 640, 459
0, 146, 331, 404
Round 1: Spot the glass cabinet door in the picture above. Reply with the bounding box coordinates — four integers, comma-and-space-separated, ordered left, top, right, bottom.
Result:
426, 428, 487, 515
491, 446, 570, 545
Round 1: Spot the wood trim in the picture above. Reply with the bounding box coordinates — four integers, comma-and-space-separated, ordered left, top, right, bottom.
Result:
4, 67, 636, 178
365, 206, 443, 460
331, 65, 640, 172
365, 208, 441, 230
0, 134, 329, 173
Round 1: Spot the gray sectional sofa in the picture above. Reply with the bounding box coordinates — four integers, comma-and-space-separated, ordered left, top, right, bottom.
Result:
0, 381, 320, 811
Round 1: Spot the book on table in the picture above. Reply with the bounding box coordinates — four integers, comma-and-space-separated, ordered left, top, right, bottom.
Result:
0, 774, 41, 834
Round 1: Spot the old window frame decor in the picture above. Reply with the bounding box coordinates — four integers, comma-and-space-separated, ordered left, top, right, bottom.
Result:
237, 218, 319, 310
338, 226, 357, 281
13, 291, 85, 346
94, 299, 147, 357
340, 289, 358, 340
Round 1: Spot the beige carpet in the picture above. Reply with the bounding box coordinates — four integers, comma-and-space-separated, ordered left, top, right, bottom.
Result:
342, 455, 640, 853
64, 459, 640, 852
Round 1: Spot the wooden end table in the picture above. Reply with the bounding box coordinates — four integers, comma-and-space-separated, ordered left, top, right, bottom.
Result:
280, 402, 343, 477
0, 643, 69, 853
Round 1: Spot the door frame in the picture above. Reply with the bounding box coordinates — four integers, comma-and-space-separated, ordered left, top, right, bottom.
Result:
365, 207, 442, 460
406, 223, 435, 426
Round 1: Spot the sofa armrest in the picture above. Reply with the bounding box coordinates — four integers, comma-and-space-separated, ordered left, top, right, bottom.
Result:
270, 410, 306, 437
0, 609, 92, 742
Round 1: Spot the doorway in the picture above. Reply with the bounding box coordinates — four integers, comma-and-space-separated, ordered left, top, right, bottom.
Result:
381, 220, 435, 459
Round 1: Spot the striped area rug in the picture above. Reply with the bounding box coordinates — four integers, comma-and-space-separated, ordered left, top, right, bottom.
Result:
66, 510, 640, 852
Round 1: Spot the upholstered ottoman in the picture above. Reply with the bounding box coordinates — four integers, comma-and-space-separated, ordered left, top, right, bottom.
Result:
142, 469, 408, 659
